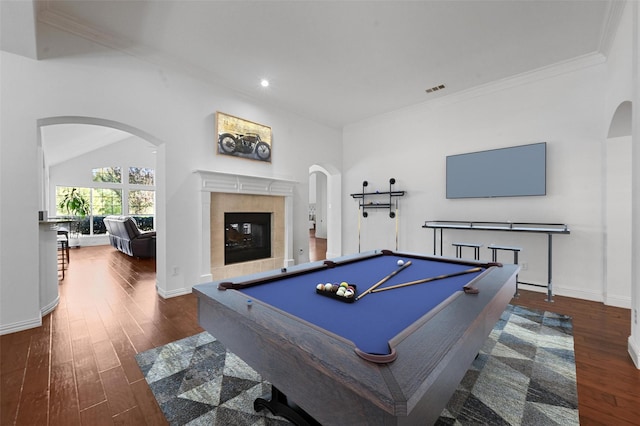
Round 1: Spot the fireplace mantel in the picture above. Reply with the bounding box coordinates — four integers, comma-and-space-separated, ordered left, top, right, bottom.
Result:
196, 170, 297, 282
196, 170, 296, 196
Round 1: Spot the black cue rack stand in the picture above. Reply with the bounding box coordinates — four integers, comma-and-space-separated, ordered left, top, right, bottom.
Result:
350, 178, 405, 218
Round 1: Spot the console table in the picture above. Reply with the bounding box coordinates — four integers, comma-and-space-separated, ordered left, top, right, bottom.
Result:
422, 221, 570, 301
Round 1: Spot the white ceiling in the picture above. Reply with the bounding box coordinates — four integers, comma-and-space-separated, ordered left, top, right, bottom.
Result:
1, 1, 622, 165
33, 0, 618, 129
40, 124, 150, 166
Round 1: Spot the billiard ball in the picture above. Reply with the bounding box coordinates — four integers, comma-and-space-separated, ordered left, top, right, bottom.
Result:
316, 283, 324, 290
397, 260, 404, 266
324, 283, 333, 291
340, 281, 348, 288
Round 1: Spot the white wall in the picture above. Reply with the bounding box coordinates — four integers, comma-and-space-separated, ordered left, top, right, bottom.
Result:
343, 60, 608, 302
605, 136, 632, 306
0, 23, 341, 333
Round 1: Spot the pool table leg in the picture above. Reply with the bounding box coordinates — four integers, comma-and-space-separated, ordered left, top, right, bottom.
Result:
254, 385, 321, 426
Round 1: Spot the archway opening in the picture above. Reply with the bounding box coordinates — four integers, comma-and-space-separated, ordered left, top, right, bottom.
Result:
309, 164, 342, 261
603, 101, 632, 308
37, 116, 165, 290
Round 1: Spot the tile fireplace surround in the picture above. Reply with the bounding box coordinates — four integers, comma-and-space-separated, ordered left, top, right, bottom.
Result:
197, 171, 296, 282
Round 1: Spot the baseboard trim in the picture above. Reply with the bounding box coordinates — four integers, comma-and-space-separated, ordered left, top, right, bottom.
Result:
0, 316, 42, 336
628, 335, 640, 369
156, 284, 192, 299
41, 296, 60, 317
325, 252, 341, 260
528, 285, 603, 303
604, 294, 632, 309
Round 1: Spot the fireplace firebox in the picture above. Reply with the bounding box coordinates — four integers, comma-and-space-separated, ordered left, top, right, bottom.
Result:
224, 212, 272, 265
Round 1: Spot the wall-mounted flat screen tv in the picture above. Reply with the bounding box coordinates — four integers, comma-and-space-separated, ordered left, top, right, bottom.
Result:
446, 142, 546, 199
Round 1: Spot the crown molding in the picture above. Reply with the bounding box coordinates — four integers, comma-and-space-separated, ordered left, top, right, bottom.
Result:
350, 51, 607, 128
448, 52, 607, 104
598, 0, 628, 57
37, 1, 144, 56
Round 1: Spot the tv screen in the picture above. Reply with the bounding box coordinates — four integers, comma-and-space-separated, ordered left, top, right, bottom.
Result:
446, 142, 546, 199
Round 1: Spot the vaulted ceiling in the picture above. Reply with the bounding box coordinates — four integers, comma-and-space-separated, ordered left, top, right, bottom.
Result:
9, 0, 622, 128
1, 1, 624, 162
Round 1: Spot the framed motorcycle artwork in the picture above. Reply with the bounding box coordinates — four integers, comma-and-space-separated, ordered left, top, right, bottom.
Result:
216, 112, 272, 162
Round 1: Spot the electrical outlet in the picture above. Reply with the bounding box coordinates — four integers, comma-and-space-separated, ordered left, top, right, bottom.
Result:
520, 262, 528, 271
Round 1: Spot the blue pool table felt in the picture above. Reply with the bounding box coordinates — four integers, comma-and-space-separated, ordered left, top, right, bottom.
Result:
239, 254, 484, 355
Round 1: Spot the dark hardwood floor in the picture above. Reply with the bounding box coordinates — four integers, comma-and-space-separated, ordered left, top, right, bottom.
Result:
1, 246, 201, 425
1, 243, 639, 425
309, 228, 327, 262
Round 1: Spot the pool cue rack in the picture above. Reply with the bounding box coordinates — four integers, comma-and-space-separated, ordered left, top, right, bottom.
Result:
350, 178, 405, 218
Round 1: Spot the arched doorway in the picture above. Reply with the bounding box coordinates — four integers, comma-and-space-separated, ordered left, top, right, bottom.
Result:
309, 164, 342, 260
37, 116, 166, 291
604, 101, 632, 307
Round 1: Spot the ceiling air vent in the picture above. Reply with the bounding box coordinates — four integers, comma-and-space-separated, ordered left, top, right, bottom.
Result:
425, 84, 446, 94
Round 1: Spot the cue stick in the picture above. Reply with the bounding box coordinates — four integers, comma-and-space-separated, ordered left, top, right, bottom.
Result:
357, 204, 361, 253
371, 267, 483, 293
394, 198, 399, 251
355, 260, 412, 300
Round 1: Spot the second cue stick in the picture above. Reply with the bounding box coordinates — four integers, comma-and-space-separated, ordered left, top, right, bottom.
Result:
356, 260, 412, 300
395, 198, 399, 251
371, 267, 483, 293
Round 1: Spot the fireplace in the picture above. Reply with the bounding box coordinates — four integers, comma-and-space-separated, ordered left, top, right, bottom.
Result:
197, 170, 295, 283
225, 212, 271, 265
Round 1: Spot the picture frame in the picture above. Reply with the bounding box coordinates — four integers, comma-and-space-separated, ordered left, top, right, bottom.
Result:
216, 112, 272, 162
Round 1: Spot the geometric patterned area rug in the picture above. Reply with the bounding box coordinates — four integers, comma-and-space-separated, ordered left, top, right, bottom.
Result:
135, 305, 578, 425
436, 304, 578, 425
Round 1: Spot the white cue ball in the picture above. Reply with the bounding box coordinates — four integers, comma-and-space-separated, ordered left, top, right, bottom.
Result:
397, 260, 404, 266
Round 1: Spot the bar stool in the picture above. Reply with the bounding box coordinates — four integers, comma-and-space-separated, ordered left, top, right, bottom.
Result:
57, 234, 68, 280
57, 227, 70, 265
452, 242, 483, 260
488, 244, 521, 297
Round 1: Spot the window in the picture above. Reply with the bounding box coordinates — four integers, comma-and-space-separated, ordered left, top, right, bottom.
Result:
56, 187, 91, 217
92, 167, 122, 183
91, 188, 123, 215
129, 190, 155, 215
54, 166, 155, 236
129, 167, 154, 185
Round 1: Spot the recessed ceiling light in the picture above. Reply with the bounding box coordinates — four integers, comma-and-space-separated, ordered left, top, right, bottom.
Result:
260, 79, 269, 88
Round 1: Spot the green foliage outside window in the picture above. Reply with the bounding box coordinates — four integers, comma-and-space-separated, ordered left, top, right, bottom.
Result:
92, 167, 122, 183
92, 188, 122, 215
129, 167, 154, 185
56, 187, 91, 217
129, 190, 155, 215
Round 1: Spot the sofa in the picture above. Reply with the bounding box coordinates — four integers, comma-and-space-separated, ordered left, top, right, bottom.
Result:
103, 215, 156, 258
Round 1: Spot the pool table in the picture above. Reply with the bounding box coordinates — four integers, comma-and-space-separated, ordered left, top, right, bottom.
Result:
194, 250, 518, 425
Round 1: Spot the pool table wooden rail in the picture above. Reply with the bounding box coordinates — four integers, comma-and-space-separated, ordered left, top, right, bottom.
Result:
194, 251, 518, 425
